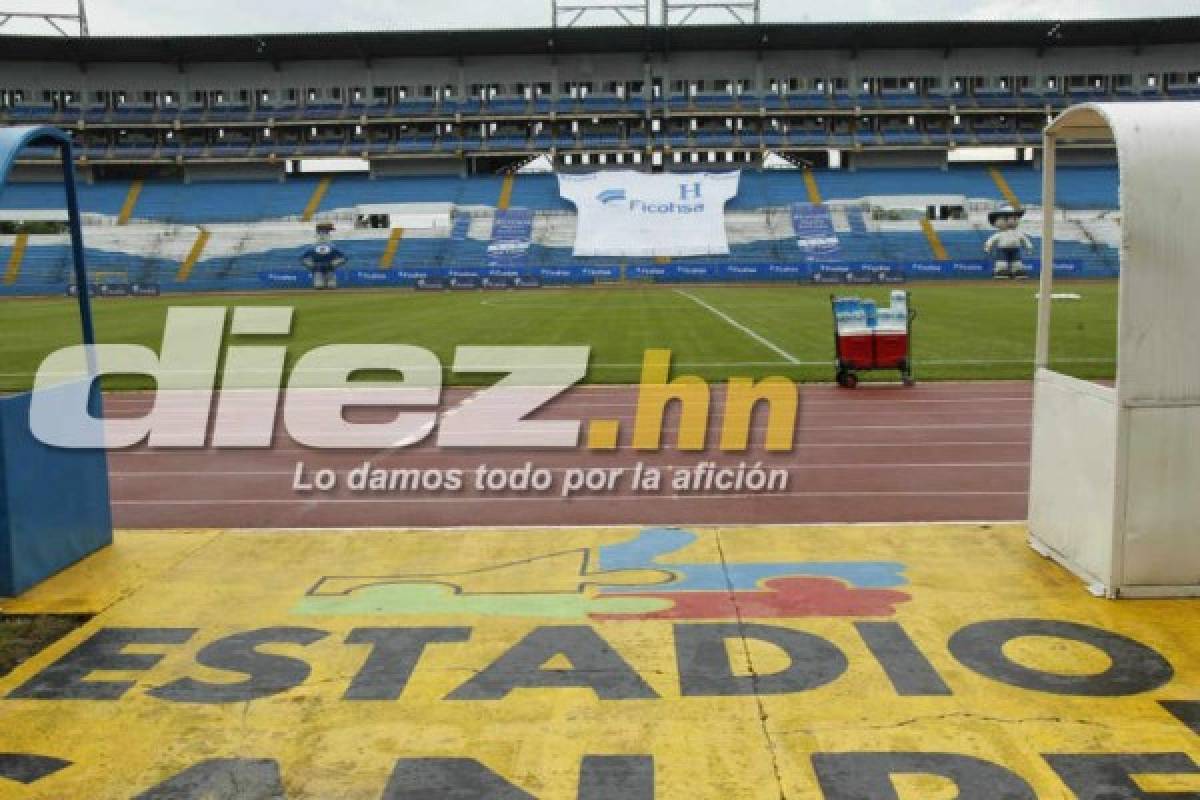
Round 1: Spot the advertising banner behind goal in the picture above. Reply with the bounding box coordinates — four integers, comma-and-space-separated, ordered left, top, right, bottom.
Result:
558, 171, 740, 257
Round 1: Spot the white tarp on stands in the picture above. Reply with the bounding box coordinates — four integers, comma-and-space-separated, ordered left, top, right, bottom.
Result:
0, 209, 68, 222
353, 203, 453, 231
558, 171, 740, 257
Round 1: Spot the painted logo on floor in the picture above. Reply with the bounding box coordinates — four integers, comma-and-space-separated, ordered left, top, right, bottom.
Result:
296, 527, 911, 620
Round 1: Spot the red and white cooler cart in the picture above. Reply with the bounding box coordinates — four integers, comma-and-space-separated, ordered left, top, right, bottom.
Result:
831, 293, 916, 389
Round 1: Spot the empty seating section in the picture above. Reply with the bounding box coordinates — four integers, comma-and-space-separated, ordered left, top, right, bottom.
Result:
729, 172, 821, 209
0, 243, 184, 292
0, 128, 1122, 160
508, 175, 573, 211
134, 179, 322, 224
994, 166, 1119, 209
2, 243, 70, 291
9, 167, 1117, 221
722, 167, 1117, 211
318, 175, 503, 210
813, 167, 991, 202
0, 180, 130, 217
0, 85, 1189, 131
0, 166, 1121, 294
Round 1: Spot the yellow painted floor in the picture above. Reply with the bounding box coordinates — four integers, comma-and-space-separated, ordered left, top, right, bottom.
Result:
0, 524, 1198, 799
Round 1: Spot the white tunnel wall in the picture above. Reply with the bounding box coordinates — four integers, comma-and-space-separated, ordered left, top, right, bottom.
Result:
1108, 103, 1200, 404
1034, 102, 1200, 596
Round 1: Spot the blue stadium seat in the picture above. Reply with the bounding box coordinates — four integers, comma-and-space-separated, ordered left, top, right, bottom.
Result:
394, 98, 436, 114
693, 93, 733, 109
879, 91, 922, 108
488, 98, 531, 114
790, 131, 830, 147
831, 91, 857, 109
786, 91, 830, 110
8, 103, 58, 122
996, 165, 1118, 209
879, 130, 924, 145
446, 98, 483, 114
579, 96, 624, 112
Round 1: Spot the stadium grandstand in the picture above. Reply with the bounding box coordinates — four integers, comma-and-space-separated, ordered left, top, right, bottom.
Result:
0, 13, 1188, 293
0, 167, 1121, 294
8, 6, 1200, 796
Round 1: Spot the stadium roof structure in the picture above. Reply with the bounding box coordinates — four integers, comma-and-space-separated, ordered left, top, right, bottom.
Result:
2, 17, 1200, 62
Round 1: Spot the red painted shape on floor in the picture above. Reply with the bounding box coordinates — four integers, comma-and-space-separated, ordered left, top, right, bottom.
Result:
589, 576, 912, 620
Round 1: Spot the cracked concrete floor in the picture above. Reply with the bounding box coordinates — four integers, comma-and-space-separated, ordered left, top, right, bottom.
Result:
0, 524, 1199, 799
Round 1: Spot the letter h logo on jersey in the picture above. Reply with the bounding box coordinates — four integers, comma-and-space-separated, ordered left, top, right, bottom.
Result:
680, 182, 703, 202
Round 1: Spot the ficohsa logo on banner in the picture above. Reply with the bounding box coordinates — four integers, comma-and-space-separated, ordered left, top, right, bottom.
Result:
597, 188, 627, 205
595, 182, 706, 214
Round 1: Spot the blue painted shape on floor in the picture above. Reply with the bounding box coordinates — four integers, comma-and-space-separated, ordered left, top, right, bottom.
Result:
597, 528, 908, 591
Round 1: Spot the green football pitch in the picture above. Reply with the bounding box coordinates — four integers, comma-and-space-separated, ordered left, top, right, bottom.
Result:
0, 281, 1116, 391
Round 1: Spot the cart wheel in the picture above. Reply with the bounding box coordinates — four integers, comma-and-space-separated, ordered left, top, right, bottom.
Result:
838, 372, 859, 389
902, 374, 917, 388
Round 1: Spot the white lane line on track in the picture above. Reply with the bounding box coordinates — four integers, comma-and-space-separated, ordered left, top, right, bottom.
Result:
73, 381, 1039, 402
110, 463, 1029, 478
103, 398, 1035, 410
102, 399, 1034, 406
102, 423, 1033, 441
93, 389, 1039, 407
100, 409, 1036, 421
673, 290, 801, 365
1, 357, 1113, 381
94, 389, 1036, 404
108, 442, 1031, 458
113, 490, 1028, 506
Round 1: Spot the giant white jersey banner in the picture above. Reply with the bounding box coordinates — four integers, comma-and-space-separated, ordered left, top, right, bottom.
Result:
558, 171, 740, 257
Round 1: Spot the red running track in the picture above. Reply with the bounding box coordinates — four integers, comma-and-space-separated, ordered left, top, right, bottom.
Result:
105, 382, 1032, 529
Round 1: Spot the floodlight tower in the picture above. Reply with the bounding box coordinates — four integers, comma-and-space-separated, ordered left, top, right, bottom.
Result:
552, 0, 650, 28
0, 0, 89, 36
663, 0, 760, 25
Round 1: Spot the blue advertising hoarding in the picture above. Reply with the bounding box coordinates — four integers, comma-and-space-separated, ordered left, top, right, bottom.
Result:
487, 209, 534, 268
254, 259, 1104, 292
67, 282, 162, 297
793, 203, 841, 259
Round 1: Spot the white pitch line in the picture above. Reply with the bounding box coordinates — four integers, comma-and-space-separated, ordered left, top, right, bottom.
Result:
674, 289, 801, 365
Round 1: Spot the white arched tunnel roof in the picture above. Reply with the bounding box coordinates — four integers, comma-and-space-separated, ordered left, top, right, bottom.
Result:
1046, 102, 1200, 402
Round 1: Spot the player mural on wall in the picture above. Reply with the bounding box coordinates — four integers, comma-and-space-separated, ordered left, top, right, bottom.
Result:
302, 223, 347, 290
984, 204, 1034, 280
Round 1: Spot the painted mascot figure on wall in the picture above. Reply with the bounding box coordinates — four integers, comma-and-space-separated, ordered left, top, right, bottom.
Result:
302, 223, 348, 290
984, 204, 1034, 280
